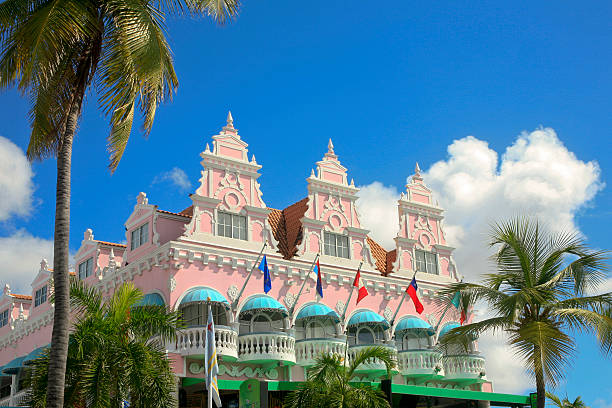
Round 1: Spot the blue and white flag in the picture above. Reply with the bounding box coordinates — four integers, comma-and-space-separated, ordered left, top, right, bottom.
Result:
260, 255, 271, 294
314, 260, 323, 298
205, 304, 221, 408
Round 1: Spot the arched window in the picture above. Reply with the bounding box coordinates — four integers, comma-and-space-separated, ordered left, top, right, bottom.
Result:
356, 327, 375, 345
251, 313, 273, 332
402, 332, 429, 350
179, 302, 228, 327
306, 321, 325, 338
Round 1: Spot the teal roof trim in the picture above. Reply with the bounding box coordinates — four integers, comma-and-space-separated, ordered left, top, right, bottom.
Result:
240, 296, 288, 317
135, 293, 165, 307
180, 287, 229, 306
2, 356, 25, 374
347, 310, 390, 329
296, 303, 340, 322
395, 316, 433, 333
23, 344, 50, 365
439, 322, 461, 338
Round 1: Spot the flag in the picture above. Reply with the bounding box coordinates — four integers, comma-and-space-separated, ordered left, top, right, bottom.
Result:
314, 260, 323, 298
260, 255, 271, 294
352, 269, 369, 305
406, 277, 424, 314
450, 291, 466, 324
205, 304, 222, 408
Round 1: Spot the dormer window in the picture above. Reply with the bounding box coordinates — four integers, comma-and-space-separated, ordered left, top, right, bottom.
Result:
131, 223, 149, 250
217, 211, 246, 240
0, 310, 8, 328
78, 257, 94, 280
415, 249, 438, 274
35, 285, 48, 307
323, 231, 349, 259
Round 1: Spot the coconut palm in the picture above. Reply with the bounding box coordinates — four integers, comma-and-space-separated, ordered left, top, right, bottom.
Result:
0, 1, 238, 406
438, 217, 612, 408
26, 280, 182, 408
284, 346, 396, 408
546, 392, 589, 408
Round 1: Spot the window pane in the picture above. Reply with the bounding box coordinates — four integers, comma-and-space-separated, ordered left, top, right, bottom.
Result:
415, 250, 426, 272
425, 252, 438, 274
141, 223, 149, 244
131, 229, 139, 250
86, 258, 93, 278
357, 328, 374, 344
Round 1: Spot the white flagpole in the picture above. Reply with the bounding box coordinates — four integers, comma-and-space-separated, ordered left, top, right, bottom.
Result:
340, 261, 363, 321
288, 253, 319, 316
232, 241, 267, 309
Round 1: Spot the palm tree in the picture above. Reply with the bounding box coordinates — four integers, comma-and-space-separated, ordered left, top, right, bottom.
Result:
284, 346, 396, 408
27, 280, 182, 407
438, 217, 612, 408
546, 392, 589, 408
0, 1, 238, 406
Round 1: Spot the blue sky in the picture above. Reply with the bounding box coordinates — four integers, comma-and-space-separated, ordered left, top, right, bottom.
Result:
1, 0, 611, 403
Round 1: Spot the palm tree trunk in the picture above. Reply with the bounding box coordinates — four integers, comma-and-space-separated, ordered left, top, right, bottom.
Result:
534, 345, 546, 408
45, 68, 88, 408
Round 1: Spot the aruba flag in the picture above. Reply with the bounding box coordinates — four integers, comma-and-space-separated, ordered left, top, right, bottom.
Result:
314, 260, 323, 298
406, 277, 424, 314
260, 255, 271, 294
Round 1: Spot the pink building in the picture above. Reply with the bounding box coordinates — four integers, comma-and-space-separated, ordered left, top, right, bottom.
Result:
0, 113, 506, 407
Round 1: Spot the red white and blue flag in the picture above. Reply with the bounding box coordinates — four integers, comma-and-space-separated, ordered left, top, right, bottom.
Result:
353, 269, 369, 304
406, 277, 424, 314
314, 260, 323, 298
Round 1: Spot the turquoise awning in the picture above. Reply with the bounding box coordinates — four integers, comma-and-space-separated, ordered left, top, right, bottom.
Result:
439, 322, 461, 338
395, 316, 434, 334
347, 310, 390, 329
2, 356, 25, 374
23, 345, 50, 365
180, 287, 229, 306
239, 295, 288, 318
295, 303, 340, 322
135, 293, 165, 307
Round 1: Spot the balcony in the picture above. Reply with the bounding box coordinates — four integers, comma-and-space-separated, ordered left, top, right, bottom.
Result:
347, 343, 398, 375
397, 349, 444, 380
0, 389, 28, 407
295, 338, 347, 366
442, 354, 486, 384
238, 332, 296, 365
171, 325, 238, 361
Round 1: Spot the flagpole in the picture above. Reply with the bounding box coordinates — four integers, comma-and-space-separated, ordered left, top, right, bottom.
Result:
389, 272, 415, 326
434, 301, 453, 332
206, 299, 213, 408
288, 253, 319, 316
340, 261, 363, 321
232, 241, 267, 309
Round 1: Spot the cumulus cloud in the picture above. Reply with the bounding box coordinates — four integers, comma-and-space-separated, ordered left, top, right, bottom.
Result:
152, 167, 192, 192
356, 127, 605, 394
356, 182, 400, 249
0, 136, 34, 222
0, 136, 54, 294
0, 230, 54, 294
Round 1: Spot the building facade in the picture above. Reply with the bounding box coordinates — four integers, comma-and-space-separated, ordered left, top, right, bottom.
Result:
0, 113, 493, 407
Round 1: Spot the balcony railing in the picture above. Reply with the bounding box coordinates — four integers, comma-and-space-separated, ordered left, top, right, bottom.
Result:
397, 349, 444, 379
347, 343, 397, 375
170, 325, 238, 361
238, 332, 295, 364
442, 354, 486, 383
295, 338, 347, 366
0, 389, 28, 407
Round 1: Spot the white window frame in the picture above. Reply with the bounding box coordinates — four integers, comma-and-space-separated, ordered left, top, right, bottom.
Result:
0, 310, 8, 327
415, 249, 438, 274
356, 326, 376, 345
34, 285, 48, 307
323, 231, 350, 259
217, 211, 247, 240
78, 257, 94, 280
130, 223, 149, 250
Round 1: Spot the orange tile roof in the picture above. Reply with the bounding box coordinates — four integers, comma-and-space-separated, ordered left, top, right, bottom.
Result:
11, 294, 32, 301
385, 249, 397, 275
267, 198, 309, 260
95, 240, 127, 248
367, 237, 388, 275
157, 209, 192, 218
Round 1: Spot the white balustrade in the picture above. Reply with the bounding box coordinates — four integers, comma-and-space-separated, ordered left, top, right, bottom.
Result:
346, 344, 397, 374
397, 350, 444, 378
442, 354, 486, 382
0, 389, 28, 407
295, 338, 347, 366
238, 332, 296, 364
170, 326, 238, 361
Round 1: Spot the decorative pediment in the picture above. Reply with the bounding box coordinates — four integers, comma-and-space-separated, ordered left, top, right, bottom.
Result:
31, 259, 52, 288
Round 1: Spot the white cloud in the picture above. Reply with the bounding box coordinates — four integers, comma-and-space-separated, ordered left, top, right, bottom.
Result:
0, 230, 54, 294
356, 127, 604, 394
355, 182, 400, 249
0, 136, 34, 222
0, 136, 54, 294
152, 167, 191, 191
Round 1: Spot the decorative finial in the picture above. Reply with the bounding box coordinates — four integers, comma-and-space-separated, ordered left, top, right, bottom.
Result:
350, 178, 355, 187
310, 168, 315, 178
3, 284, 10, 295
415, 162, 421, 177
40, 259, 48, 271
108, 248, 116, 268
137, 192, 148, 205
204, 143, 211, 153
227, 111, 233, 126
328, 138, 334, 154
251, 154, 257, 164
84, 228, 94, 241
